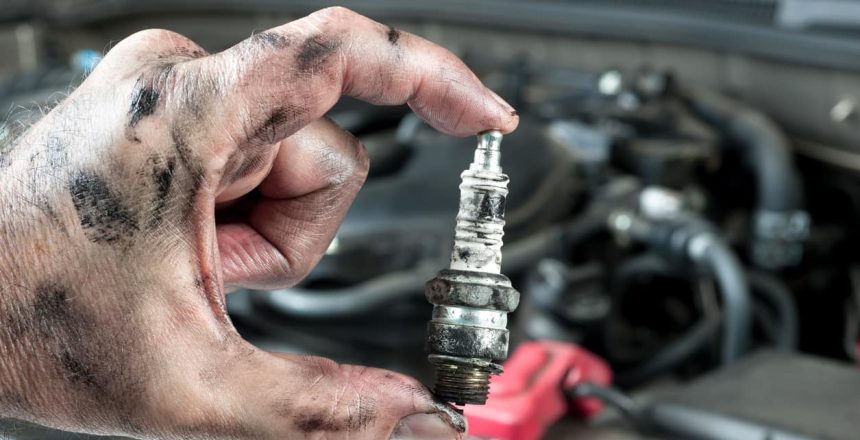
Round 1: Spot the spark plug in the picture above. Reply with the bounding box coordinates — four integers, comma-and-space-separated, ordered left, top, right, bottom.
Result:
425, 130, 520, 405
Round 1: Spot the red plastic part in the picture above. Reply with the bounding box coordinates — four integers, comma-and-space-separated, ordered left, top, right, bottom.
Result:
463, 341, 612, 440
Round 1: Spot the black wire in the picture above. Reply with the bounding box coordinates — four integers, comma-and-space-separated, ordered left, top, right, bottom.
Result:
693, 234, 752, 364
748, 271, 799, 350
615, 318, 720, 387
568, 382, 650, 431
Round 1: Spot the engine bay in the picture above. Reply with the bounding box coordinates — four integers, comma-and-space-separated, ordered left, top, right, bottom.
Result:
2, 1, 860, 439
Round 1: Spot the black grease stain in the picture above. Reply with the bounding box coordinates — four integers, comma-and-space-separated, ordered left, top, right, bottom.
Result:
291, 393, 377, 433
176, 65, 219, 123
293, 408, 376, 433
476, 192, 506, 221
429, 402, 468, 433
154, 158, 175, 204
60, 350, 100, 389
172, 46, 207, 59
457, 248, 472, 262
0, 391, 30, 415
250, 106, 290, 146
251, 31, 290, 49
171, 128, 204, 192
295, 414, 328, 432
128, 81, 161, 128
386, 26, 401, 45
27, 285, 105, 390
69, 170, 139, 244
168, 128, 207, 227
353, 404, 376, 430
296, 35, 341, 71
173, 418, 258, 439
128, 64, 175, 129
145, 156, 176, 228
30, 284, 72, 337
9, 282, 148, 422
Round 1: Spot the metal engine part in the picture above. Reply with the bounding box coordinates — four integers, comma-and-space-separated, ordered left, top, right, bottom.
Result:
425, 130, 520, 405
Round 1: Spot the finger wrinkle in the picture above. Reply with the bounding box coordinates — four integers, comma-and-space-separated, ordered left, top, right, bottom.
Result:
224, 151, 269, 184
244, 105, 301, 147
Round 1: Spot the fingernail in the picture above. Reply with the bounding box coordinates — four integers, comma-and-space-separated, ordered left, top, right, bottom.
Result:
390, 413, 461, 440
486, 88, 517, 116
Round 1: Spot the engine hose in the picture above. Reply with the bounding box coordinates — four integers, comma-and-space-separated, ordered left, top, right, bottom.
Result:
748, 271, 799, 350
610, 253, 721, 386
616, 315, 720, 387
685, 89, 803, 212
258, 267, 437, 319
612, 213, 753, 365
569, 382, 651, 431
689, 233, 753, 364
258, 212, 607, 319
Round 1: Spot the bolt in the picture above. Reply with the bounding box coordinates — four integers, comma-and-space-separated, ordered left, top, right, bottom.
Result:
425, 130, 519, 405
598, 70, 624, 96
831, 98, 856, 123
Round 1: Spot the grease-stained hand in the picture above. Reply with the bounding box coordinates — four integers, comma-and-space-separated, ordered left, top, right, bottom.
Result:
0, 7, 518, 440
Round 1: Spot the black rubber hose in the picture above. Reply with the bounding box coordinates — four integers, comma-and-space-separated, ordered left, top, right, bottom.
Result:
258, 267, 436, 319
692, 234, 753, 364
258, 213, 607, 319
616, 316, 719, 387
569, 382, 651, 431
685, 89, 803, 212
748, 271, 799, 350
625, 216, 752, 365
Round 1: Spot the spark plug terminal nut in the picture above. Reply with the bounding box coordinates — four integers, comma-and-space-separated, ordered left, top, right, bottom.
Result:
425, 130, 520, 405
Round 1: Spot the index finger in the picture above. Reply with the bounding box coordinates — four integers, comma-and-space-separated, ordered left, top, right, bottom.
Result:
193, 7, 517, 150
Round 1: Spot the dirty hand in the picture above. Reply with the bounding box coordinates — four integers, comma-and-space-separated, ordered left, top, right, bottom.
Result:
0, 7, 517, 439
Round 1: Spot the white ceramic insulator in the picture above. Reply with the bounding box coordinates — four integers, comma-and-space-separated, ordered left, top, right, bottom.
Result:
449, 131, 510, 274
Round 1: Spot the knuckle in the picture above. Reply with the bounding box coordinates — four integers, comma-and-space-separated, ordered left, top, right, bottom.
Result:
115, 28, 185, 51
308, 6, 359, 26
107, 29, 203, 63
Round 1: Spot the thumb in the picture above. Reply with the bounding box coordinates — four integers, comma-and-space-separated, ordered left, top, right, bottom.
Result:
203, 348, 465, 440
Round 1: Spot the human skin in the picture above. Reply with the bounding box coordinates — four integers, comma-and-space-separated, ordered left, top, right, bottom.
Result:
0, 7, 517, 440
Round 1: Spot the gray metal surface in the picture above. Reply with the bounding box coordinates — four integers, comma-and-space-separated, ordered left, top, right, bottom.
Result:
653, 351, 860, 440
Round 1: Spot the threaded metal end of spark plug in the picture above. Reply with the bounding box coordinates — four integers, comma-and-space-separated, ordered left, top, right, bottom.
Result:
434, 363, 491, 405
429, 355, 502, 405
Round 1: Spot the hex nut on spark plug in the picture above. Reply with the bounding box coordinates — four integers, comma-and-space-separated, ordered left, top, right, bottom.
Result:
425, 130, 520, 405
